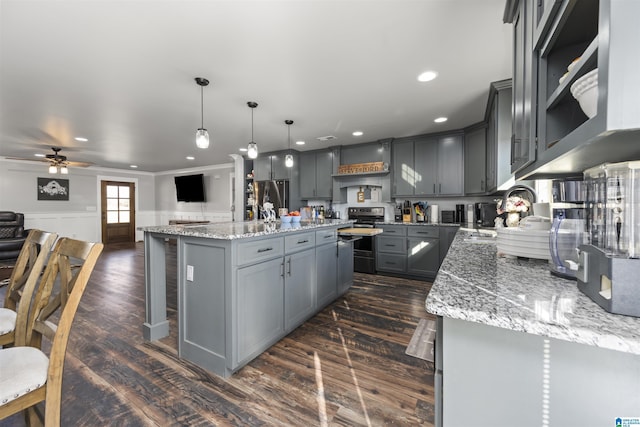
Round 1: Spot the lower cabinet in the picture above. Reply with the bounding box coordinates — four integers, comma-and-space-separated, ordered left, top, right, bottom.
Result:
236, 257, 285, 364
376, 225, 459, 280
284, 248, 316, 332
316, 239, 338, 308
407, 236, 440, 277
337, 239, 354, 295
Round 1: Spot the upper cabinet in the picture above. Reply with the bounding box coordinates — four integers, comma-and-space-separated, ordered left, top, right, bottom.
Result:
300, 150, 333, 199
392, 133, 464, 198
506, 0, 537, 173
464, 123, 487, 195
253, 151, 297, 181
485, 80, 514, 193
506, 0, 640, 179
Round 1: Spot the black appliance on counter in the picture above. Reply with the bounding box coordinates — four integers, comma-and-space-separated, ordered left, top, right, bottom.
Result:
348, 207, 385, 274
394, 204, 403, 222
455, 204, 465, 223
475, 202, 498, 227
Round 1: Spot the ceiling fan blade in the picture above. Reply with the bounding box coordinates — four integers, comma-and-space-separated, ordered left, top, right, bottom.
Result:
67, 160, 94, 167
4, 156, 50, 163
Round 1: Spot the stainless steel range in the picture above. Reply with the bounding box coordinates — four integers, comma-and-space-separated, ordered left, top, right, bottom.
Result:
348, 207, 385, 273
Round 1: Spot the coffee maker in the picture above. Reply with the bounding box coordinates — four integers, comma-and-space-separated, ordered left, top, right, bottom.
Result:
577, 161, 640, 317
549, 178, 585, 279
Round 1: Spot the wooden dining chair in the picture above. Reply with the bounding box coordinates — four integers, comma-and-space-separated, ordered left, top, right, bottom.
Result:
0, 237, 103, 426
0, 229, 58, 347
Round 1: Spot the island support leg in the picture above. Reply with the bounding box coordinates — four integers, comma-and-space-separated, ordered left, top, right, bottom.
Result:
143, 233, 170, 340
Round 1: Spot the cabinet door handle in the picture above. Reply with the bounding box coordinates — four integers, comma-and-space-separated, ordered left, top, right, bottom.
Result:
385, 244, 397, 247
433, 183, 436, 193
297, 239, 309, 244
439, 183, 442, 193
281, 262, 285, 277
287, 258, 291, 276
324, 234, 333, 239
481, 180, 485, 191
257, 247, 273, 253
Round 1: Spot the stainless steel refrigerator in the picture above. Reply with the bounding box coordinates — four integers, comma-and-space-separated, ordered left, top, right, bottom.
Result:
255, 180, 289, 218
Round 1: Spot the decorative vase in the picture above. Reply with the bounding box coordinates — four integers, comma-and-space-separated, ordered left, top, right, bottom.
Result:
506, 212, 520, 227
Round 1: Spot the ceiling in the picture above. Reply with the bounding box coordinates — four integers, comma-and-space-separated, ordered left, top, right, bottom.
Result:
0, 0, 512, 173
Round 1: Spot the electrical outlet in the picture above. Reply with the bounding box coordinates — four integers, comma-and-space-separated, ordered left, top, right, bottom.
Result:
186, 265, 194, 282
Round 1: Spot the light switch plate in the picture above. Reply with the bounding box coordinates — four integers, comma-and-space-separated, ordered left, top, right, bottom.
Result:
186, 265, 194, 282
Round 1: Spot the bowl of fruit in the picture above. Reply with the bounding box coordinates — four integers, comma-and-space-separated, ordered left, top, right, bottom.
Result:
289, 211, 301, 222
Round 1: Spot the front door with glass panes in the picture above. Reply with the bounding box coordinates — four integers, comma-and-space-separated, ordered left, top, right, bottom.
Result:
101, 181, 136, 244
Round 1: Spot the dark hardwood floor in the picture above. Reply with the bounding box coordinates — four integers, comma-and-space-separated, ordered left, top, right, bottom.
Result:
1, 242, 436, 426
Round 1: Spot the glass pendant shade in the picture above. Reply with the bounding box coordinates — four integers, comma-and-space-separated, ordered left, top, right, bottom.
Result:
285, 154, 294, 168
247, 141, 258, 159
49, 165, 58, 174
285, 119, 294, 168
60, 165, 69, 174
196, 128, 210, 149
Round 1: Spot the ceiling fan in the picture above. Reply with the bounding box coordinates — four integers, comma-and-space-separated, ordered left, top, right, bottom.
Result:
7, 147, 94, 172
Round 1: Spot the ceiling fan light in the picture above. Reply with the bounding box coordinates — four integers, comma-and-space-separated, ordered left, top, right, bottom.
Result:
247, 141, 258, 159
285, 154, 294, 168
196, 128, 210, 149
60, 165, 69, 174
49, 165, 58, 174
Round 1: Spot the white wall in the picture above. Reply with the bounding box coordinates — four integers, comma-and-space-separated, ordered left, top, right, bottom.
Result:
0, 158, 233, 242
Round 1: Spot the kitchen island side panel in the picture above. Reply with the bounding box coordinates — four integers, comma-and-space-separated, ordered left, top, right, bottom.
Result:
179, 238, 230, 376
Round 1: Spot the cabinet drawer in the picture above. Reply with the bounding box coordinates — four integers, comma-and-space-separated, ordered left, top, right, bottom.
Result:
376, 236, 407, 254
237, 237, 284, 266
376, 225, 408, 236
285, 232, 316, 254
408, 226, 439, 238
376, 253, 407, 273
316, 228, 337, 244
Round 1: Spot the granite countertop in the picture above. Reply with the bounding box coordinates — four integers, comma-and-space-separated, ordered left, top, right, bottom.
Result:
375, 221, 461, 227
138, 219, 353, 240
426, 230, 640, 355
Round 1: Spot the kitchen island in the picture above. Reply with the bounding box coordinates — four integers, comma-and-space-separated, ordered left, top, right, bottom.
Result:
426, 231, 640, 426
140, 218, 353, 377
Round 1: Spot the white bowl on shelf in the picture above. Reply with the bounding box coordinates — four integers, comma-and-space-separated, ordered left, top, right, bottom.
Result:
570, 68, 598, 119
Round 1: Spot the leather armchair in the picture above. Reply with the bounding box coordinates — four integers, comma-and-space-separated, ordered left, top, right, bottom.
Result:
0, 212, 28, 261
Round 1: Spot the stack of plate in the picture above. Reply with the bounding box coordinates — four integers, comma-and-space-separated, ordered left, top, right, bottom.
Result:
496, 227, 551, 260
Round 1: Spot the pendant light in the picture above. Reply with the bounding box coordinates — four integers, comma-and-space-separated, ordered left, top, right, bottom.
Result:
195, 77, 210, 149
247, 101, 258, 159
285, 120, 294, 168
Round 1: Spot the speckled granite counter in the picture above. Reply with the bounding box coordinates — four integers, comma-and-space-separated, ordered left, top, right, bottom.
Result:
138, 218, 353, 240
426, 230, 640, 355
375, 221, 461, 227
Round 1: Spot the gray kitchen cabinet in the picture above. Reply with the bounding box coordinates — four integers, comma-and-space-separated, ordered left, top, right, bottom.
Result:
284, 248, 316, 332
464, 123, 487, 195
506, 0, 537, 174
337, 239, 354, 295
316, 239, 338, 309
300, 150, 333, 199
407, 236, 440, 277
485, 80, 513, 193
253, 156, 272, 181
375, 225, 457, 280
392, 139, 416, 197
236, 256, 285, 365
253, 151, 296, 181
439, 226, 459, 264
392, 134, 463, 197
376, 224, 408, 274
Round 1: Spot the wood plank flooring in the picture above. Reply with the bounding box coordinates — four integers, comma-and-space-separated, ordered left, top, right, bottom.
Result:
0, 242, 436, 426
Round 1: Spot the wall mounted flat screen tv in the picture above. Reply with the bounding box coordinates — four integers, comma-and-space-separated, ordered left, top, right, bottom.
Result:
174, 174, 206, 202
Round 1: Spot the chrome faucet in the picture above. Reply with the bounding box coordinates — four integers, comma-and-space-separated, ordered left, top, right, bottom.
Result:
501, 184, 537, 215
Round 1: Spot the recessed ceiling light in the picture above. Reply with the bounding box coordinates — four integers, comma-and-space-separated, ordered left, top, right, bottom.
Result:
434, 117, 448, 123
239, 148, 248, 152
74, 137, 88, 142
417, 71, 438, 82
296, 141, 305, 145
35, 153, 45, 157
130, 165, 138, 168
186, 156, 195, 160
352, 131, 363, 137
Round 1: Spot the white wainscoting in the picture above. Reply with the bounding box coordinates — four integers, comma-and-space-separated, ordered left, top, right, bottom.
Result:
24, 210, 159, 243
